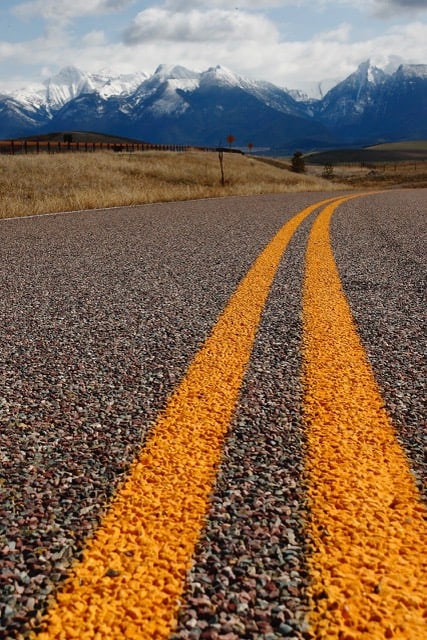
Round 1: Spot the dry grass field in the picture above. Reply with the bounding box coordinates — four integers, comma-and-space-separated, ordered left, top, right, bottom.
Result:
0, 150, 346, 219
304, 140, 427, 189
1, 149, 425, 220
306, 160, 427, 189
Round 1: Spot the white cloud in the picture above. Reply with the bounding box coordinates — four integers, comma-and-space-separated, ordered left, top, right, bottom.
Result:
13, 0, 134, 23
1, 0, 426, 94
121, 14, 427, 88
123, 7, 278, 44
0, 42, 19, 60
316, 23, 351, 42
260, 19, 427, 87
82, 30, 107, 46
164, 0, 284, 8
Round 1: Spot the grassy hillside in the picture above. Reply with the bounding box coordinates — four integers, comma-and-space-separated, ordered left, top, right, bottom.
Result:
305, 140, 427, 164
15, 131, 147, 144
367, 140, 427, 152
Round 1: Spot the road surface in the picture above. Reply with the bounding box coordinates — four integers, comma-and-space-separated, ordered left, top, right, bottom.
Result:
0, 191, 426, 639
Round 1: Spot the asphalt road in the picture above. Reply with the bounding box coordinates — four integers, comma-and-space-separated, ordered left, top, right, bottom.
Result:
0, 190, 425, 639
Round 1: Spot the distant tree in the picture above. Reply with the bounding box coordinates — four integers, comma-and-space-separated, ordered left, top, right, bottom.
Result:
291, 151, 305, 173
322, 163, 334, 179
227, 134, 235, 147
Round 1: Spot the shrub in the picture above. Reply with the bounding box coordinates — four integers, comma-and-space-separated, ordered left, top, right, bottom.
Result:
291, 151, 305, 173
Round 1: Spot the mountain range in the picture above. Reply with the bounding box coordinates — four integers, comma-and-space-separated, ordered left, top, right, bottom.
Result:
1, 61, 426, 152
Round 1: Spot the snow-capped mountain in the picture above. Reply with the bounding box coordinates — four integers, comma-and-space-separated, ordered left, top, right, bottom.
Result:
0, 61, 426, 150
311, 60, 427, 144
11, 66, 147, 111
317, 61, 387, 119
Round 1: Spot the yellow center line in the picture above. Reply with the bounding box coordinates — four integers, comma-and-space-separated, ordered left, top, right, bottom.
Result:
303, 196, 427, 639
35, 196, 341, 640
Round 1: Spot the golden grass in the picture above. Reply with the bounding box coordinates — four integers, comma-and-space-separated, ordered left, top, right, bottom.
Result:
0, 150, 346, 219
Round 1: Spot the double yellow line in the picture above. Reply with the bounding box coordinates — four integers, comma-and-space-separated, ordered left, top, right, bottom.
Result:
35, 194, 426, 639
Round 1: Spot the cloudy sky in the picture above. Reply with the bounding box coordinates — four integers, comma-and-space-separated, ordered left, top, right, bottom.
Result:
0, 0, 426, 93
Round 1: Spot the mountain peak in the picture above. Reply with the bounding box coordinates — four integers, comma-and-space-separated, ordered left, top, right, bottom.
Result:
201, 65, 245, 87
47, 65, 87, 82
44, 66, 94, 108
353, 60, 386, 85
153, 64, 199, 81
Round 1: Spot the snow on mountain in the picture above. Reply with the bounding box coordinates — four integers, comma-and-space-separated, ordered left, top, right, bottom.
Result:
91, 70, 148, 99
44, 66, 150, 108
196, 65, 301, 117
45, 66, 95, 108
124, 65, 198, 118
148, 79, 197, 117
147, 65, 200, 115
289, 78, 340, 102
335, 60, 387, 95
127, 64, 274, 118
356, 60, 386, 85
318, 60, 388, 121
9, 83, 48, 111
394, 63, 427, 80
199, 65, 246, 88
143, 64, 300, 118
10, 66, 147, 112
152, 64, 200, 82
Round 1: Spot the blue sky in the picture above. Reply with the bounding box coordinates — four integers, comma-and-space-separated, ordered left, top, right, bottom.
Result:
0, 0, 426, 92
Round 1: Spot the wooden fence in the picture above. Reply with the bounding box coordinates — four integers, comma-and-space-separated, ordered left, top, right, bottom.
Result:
0, 140, 193, 155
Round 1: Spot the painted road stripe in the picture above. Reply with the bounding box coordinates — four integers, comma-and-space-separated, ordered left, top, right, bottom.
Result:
303, 197, 427, 639
34, 196, 341, 639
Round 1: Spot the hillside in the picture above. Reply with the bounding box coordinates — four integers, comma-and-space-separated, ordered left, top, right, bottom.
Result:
305, 141, 427, 164
17, 131, 147, 144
